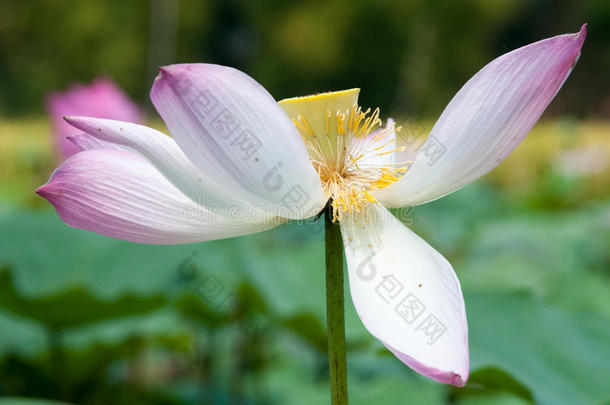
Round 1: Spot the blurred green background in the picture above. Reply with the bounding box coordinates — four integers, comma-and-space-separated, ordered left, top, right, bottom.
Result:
0, 0, 609, 404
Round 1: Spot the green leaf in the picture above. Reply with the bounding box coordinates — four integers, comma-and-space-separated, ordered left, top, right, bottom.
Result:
175, 293, 226, 328
0, 208, 235, 297
458, 204, 610, 317
279, 312, 328, 354
0, 268, 166, 330
466, 291, 610, 405
235, 281, 269, 315
451, 367, 533, 402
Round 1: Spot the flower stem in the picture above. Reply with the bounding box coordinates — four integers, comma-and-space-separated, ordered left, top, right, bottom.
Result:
324, 204, 348, 405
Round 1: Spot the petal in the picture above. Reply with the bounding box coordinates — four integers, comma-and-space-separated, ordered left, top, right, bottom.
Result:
341, 205, 469, 386
64, 116, 261, 221
376, 25, 586, 207
68, 132, 126, 151
36, 150, 282, 245
150, 63, 327, 219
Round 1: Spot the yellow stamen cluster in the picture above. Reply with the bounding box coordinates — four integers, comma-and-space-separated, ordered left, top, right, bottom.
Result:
293, 104, 407, 221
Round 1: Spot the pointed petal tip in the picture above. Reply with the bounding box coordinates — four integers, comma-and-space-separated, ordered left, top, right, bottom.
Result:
450, 373, 467, 387
63, 116, 90, 133
157, 64, 181, 71
63, 115, 84, 127
575, 23, 587, 46
408, 360, 468, 387
36, 184, 52, 199
156, 63, 226, 78
66, 134, 86, 151
385, 342, 469, 387
579, 23, 587, 36
62, 116, 113, 134
418, 361, 468, 387
152, 65, 183, 92
153, 66, 175, 87
567, 24, 587, 67
156, 64, 184, 78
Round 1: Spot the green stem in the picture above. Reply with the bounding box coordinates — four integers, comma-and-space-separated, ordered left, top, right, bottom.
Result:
324, 204, 348, 405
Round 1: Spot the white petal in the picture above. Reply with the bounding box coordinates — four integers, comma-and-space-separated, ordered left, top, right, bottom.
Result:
341, 205, 469, 386
37, 150, 282, 244
377, 25, 586, 207
150, 63, 327, 219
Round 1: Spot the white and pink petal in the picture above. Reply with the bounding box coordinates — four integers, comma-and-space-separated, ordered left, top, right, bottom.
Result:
36, 150, 282, 245
150, 63, 327, 219
63, 116, 241, 217
341, 205, 469, 386
377, 25, 587, 207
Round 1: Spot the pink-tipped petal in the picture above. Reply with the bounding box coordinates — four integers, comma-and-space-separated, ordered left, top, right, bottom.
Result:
341, 205, 469, 386
376, 25, 587, 207
46, 77, 143, 160
150, 64, 327, 219
37, 150, 282, 244
385, 345, 466, 386
63, 116, 244, 219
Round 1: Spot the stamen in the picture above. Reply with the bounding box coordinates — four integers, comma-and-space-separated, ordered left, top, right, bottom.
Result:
291, 102, 408, 221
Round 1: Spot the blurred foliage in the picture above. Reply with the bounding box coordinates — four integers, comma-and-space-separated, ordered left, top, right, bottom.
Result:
0, 0, 609, 118
0, 268, 167, 330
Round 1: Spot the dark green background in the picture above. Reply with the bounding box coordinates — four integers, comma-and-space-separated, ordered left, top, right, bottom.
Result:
0, 0, 608, 118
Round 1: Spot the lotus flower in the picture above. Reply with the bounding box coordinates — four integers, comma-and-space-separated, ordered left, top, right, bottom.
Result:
46, 77, 144, 159
37, 26, 586, 386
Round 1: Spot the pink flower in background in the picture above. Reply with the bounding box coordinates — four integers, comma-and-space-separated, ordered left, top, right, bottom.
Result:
46, 77, 144, 159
